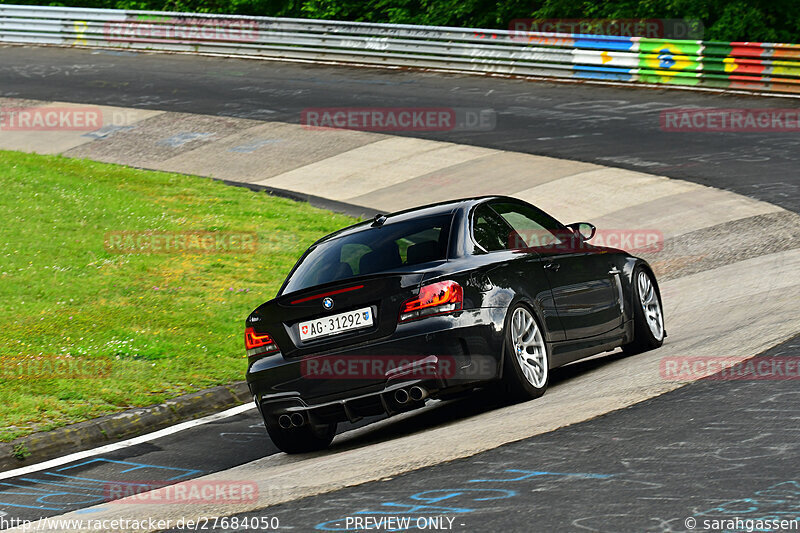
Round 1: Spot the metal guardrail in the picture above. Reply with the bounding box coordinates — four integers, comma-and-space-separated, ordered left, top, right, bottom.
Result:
2, 4, 800, 94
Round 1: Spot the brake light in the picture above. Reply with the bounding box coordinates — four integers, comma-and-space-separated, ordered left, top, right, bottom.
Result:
244, 327, 279, 357
290, 284, 365, 305
399, 280, 463, 322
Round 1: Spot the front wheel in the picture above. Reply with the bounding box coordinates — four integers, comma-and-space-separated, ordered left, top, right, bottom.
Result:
622, 266, 665, 355
498, 303, 550, 402
265, 418, 336, 454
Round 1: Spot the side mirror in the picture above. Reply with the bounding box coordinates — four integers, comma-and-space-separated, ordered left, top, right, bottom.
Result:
566, 222, 596, 241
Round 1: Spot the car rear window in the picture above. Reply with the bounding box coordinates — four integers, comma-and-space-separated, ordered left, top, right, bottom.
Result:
281, 214, 453, 295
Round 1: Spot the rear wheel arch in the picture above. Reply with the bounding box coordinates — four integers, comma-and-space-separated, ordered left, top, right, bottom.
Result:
500, 291, 558, 343
497, 299, 551, 402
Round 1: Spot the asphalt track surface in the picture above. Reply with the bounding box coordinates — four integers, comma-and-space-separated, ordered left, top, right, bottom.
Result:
0, 46, 799, 214
1, 46, 799, 532
177, 334, 800, 533
0, 411, 386, 523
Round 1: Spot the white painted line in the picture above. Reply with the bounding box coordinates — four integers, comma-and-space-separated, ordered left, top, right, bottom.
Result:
0, 403, 255, 480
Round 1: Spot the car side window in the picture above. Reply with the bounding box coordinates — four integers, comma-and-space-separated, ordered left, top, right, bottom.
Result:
490, 201, 566, 249
472, 204, 512, 252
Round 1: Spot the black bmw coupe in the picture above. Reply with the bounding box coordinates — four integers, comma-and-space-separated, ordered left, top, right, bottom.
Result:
245, 196, 665, 453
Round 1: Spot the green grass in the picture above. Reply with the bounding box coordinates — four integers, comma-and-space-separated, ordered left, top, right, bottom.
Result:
0, 150, 355, 442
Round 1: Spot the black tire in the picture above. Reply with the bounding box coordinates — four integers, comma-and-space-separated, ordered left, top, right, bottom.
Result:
265, 418, 336, 454
622, 266, 665, 356
497, 302, 550, 403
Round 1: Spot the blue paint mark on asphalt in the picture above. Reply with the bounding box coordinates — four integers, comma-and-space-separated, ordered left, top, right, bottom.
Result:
0, 458, 202, 511
694, 480, 800, 527
56, 458, 202, 480
157, 132, 215, 148
83, 125, 134, 139
0, 481, 92, 510
409, 488, 516, 503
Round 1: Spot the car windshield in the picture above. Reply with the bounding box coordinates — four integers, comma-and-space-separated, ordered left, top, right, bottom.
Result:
281, 214, 453, 295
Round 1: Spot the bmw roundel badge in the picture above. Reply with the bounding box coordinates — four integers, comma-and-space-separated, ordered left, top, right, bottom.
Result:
322, 297, 334, 310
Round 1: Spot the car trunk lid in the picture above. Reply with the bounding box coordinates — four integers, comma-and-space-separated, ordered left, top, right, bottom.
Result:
253, 272, 425, 358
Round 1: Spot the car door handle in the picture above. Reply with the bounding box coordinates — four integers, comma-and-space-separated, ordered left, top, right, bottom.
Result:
608, 267, 621, 275
544, 262, 560, 272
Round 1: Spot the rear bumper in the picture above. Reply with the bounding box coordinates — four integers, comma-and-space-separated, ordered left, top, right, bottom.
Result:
256, 376, 443, 426
246, 308, 505, 424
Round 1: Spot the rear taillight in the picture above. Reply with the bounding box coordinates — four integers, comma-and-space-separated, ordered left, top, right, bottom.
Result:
399, 280, 463, 322
245, 327, 280, 357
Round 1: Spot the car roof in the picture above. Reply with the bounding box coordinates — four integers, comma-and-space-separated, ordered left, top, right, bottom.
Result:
315, 195, 514, 245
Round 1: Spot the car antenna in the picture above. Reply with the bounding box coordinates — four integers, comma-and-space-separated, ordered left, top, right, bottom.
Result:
371, 214, 387, 227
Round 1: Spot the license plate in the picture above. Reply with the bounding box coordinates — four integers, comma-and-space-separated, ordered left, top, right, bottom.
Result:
298, 307, 374, 341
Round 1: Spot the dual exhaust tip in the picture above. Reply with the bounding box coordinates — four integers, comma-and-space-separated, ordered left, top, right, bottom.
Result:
394, 386, 428, 405
278, 412, 306, 429
278, 386, 429, 427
